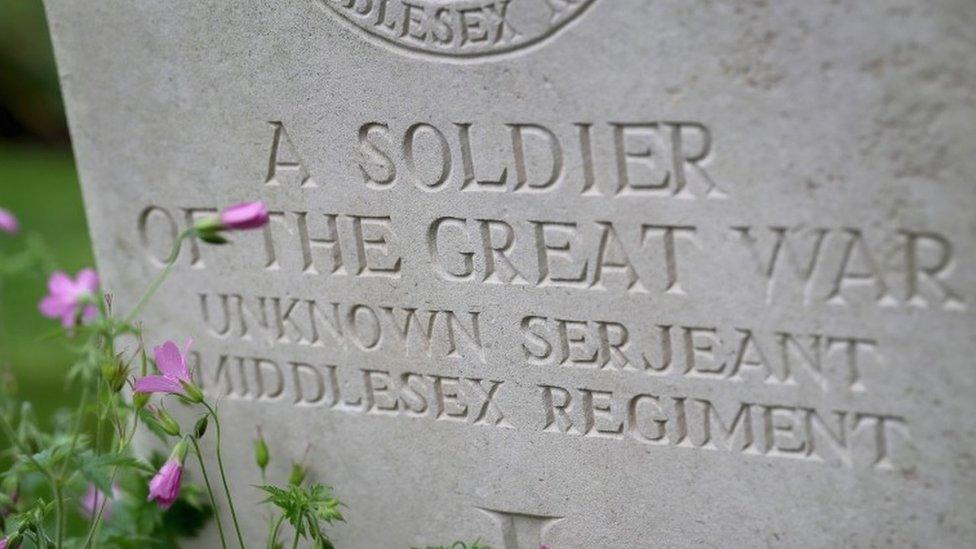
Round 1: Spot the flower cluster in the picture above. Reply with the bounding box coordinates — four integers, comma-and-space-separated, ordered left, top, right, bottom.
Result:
0, 199, 506, 547
0, 201, 284, 549
126, 202, 269, 519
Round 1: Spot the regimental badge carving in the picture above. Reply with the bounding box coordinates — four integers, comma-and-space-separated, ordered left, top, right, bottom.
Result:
314, 0, 597, 59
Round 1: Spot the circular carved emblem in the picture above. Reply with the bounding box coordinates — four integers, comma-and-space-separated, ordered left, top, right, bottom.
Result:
316, 0, 597, 59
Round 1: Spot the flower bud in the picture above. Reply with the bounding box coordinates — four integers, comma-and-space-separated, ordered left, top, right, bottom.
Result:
253, 428, 269, 471
170, 438, 190, 464
219, 202, 269, 231
193, 416, 208, 439
100, 359, 115, 384
101, 357, 129, 393
179, 380, 204, 404
110, 373, 127, 394
192, 216, 221, 233
133, 392, 150, 410
190, 216, 228, 245
148, 457, 184, 509
155, 408, 181, 437
288, 461, 307, 486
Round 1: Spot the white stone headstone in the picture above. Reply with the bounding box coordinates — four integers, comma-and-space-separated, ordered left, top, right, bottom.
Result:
44, 0, 976, 546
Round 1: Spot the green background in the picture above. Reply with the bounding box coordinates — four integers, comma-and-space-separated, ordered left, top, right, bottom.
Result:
0, 1, 92, 421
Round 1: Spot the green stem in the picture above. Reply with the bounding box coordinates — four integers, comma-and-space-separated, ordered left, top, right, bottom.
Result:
311, 515, 325, 545
262, 469, 275, 539
56, 385, 88, 545
61, 379, 91, 475
204, 402, 246, 548
267, 514, 285, 549
53, 482, 64, 549
83, 469, 114, 549
83, 411, 141, 549
102, 323, 115, 428
122, 230, 192, 325
84, 230, 191, 547
290, 526, 300, 549
94, 377, 103, 453
50, 363, 95, 548
192, 437, 228, 549
82, 304, 120, 549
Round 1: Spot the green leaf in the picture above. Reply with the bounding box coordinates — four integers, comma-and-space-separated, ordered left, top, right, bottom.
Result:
198, 232, 230, 245
75, 450, 153, 493
257, 482, 344, 546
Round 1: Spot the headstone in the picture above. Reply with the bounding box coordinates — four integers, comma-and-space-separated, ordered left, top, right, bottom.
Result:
43, 0, 976, 546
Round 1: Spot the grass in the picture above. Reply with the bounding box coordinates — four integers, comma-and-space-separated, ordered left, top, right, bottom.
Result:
0, 143, 93, 423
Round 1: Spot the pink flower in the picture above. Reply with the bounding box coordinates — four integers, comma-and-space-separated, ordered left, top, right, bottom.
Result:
134, 340, 193, 395
0, 207, 18, 235
38, 269, 99, 327
219, 201, 269, 230
0, 536, 7, 549
81, 483, 119, 520
148, 452, 185, 509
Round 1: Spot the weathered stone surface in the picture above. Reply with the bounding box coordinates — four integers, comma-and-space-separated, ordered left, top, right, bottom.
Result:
44, 0, 976, 546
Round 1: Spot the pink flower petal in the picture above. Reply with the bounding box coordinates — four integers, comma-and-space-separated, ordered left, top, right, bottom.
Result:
148, 459, 183, 509
0, 207, 19, 235
60, 308, 78, 328
75, 268, 100, 294
154, 341, 188, 380
134, 375, 184, 394
219, 201, 269, 230
48, 271, 74, 297
39, 294, 67, 318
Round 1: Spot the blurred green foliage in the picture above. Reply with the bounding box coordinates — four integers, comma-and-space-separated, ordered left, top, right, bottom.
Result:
0, 0, 67, 143
0, 0, 85, 422
0, 145, 92, 422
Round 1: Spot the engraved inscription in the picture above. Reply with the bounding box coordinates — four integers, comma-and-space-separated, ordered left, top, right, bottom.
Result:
266, 122, 317, 188
537, 385, 908, 469
131, 116, 967, 476
358, 120, 725, 198
314, 0, 598, 59
194, 355, 511, 427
